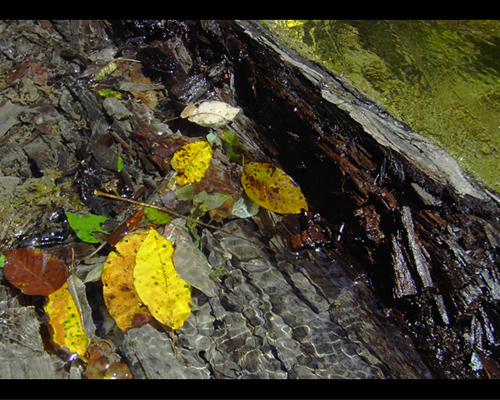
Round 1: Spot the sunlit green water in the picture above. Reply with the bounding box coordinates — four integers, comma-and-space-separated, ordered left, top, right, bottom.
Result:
265, 20, 500, 193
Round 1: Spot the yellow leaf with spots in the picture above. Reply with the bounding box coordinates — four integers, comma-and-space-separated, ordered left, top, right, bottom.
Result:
172, 141, 212, 186
133, 228, 192, 330
44, 281, 90, 360
241, 162, 308, 214
102, 231, 152, 332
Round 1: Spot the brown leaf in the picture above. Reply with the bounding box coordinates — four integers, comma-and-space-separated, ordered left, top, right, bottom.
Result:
4, 249, 68, 296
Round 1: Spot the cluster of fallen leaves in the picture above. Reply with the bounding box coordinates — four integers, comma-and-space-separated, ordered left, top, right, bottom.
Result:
0, 96, 308, 377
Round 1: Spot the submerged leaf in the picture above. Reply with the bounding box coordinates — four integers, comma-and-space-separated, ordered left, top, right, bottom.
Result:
171, 141, 212, 186
231, 193, 260, 218
102, 231, 152, 332
44, 281, 90, 360
173, 240, 218, 297
133, 228, 192, 330
4, 249, 68, 296
241, 162, 308, 214
193, 191, 232, 212
65, 212, 109, 243
181, 101, 240, 128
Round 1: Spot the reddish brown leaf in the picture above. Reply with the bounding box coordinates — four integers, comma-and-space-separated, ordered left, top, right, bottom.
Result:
4, 249, 68, 296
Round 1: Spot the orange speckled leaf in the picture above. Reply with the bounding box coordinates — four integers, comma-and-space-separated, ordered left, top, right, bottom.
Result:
102, 231, 152, 332
241, 162, 308, 214
44, 281, 90, 360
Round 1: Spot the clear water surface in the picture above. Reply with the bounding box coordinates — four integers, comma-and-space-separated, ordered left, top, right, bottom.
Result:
266, 20, 500, 193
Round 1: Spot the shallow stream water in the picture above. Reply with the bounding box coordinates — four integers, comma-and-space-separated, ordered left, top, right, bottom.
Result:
266, 20, 500, 193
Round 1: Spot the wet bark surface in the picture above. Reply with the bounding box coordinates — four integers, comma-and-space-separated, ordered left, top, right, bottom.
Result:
0, 19, 498, 379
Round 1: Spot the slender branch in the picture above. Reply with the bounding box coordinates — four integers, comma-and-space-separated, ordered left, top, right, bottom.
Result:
93, 190, 277, 252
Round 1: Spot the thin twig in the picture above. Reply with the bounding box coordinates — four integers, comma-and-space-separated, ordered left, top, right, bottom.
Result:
93, 190, 277, 252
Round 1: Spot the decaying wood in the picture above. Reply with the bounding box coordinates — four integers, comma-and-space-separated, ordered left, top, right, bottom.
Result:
220, 20, 500, 378
128, 20, 500, 378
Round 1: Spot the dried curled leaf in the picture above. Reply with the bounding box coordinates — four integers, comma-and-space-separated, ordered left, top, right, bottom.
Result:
102, 231, 152, 332
241, 162, 308, 214
4, 249, 68, 296
133, 228, 192, 330
181, 101, 240, 128
44, 280, 90, 360
172, 141, 212, 186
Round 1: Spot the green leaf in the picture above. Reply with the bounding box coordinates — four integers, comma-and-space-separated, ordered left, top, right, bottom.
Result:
0, 253, 5, 268
219, 130, 251, 163
65, 212, 109, 243
97, 88, 122, 99
117, 156, 124, 172
175, 184, 194, 201
144, 207, 173, 225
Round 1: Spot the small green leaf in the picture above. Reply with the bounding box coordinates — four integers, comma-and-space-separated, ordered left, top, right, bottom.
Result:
65, 212, 109, 243
117, 156, 124, 172
97, 88, 122, 99
219, 130, 251, 164
144, 208, 173, 225
0, 253, 5, 268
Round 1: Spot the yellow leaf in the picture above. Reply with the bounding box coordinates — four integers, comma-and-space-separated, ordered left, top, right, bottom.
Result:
102, 231, 152, 332
44, 281, 90, 360
172, 141, 212, 186
241, 162, 308, 214
133, 228, 192, 330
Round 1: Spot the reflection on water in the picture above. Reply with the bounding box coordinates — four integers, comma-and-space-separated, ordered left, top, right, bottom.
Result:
266, 20, 500, 193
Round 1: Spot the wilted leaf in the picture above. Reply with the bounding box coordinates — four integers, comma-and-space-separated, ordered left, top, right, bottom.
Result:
102, 231, 152, 332
4, 249, 68, 296
231, 193, 260, 218
44, 281, 91, 360
171, 141, 212, 186
241, 162, 308, 214
133, 228, 192, 330
180, 101, 240, 128
209, 196, 234, 223
65, 212, 109, 244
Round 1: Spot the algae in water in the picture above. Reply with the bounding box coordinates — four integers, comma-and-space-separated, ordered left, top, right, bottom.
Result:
265, 20, 500, 193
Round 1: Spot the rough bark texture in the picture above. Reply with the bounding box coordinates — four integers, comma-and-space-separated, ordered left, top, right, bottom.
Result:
0, 19, 498, 379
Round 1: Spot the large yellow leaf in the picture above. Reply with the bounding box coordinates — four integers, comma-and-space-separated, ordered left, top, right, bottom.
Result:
133, 228, 192, 330
102, 231, 152, 332
171, 141, 212, 186
44, 281, 90, 360
241, 162, 308, 214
